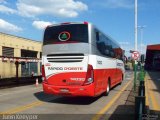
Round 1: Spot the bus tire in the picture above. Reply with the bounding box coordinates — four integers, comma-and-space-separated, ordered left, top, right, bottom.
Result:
119, 74, 123, 85
104, 79, 110, 96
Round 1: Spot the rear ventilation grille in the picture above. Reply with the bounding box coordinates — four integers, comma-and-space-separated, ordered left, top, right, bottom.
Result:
47, 53, 84, 62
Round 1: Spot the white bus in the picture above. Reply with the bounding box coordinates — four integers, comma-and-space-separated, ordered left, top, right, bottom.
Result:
42, 22, 125, 97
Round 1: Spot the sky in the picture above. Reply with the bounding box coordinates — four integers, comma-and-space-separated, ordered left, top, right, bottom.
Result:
0, 0, 160, 56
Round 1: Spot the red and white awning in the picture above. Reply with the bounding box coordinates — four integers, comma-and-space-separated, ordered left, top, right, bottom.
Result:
0, 56, 41, 63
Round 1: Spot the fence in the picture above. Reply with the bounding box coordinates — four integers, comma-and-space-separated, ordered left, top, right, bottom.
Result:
135, 65, 146, 120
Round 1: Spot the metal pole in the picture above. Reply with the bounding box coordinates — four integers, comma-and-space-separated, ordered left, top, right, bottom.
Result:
140, 27, 143, 54
134, 63, 137, 91
134, 0, 138, 91
135, 0, 138, 51
138, 25, 146, 54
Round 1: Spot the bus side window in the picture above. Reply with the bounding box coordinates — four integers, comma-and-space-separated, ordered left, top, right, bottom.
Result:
106, 38, 115, 57
96, 31, 106, 56
96, 32, 99, 41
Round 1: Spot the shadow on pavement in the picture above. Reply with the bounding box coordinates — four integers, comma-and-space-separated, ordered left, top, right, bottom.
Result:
48, 96, 102, 105
106, 105, 135, 120
108, 86, 136, 120
34, 91, 103, 105
34, 91, 55, 102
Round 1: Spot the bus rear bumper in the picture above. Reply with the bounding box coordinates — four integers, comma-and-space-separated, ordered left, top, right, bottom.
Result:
42, 83, 95, 97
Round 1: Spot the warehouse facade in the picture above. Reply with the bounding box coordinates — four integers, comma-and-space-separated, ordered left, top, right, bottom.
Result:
0, 32, 42, 78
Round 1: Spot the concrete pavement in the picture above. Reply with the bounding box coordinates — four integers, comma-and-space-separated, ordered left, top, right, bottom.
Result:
0, 71, 134, 120
145, 71, 160, 114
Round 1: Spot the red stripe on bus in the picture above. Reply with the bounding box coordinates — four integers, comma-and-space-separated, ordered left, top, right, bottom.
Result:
43, 68, 123, 97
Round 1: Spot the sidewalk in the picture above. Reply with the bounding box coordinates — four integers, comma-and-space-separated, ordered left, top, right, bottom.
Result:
100, 72, 138, 120
108, 82, 137, 120
145, 71, 160, 114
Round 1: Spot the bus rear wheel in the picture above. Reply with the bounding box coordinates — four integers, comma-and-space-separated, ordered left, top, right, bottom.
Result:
103, 80, 110, 96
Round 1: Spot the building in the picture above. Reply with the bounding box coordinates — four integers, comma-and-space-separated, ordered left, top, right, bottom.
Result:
0, 32, 42, 78
145, 44, 160, 70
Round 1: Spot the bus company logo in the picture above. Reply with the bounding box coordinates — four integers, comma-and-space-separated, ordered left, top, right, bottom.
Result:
70, 78, 85, 81
48, 67, 83, 71
58, 31, 71, 41
48, 67, 63, 70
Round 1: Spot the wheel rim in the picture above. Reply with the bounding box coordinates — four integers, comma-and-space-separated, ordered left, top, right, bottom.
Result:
107, 83, 109, 93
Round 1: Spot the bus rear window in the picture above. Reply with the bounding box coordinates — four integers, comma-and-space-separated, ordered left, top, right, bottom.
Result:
43, 24, 88, 45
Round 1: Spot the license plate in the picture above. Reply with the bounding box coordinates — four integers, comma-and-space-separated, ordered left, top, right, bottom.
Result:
60, 89, 69, 93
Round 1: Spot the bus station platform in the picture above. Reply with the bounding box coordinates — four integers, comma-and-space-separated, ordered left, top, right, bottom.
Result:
145, 71, 160, 114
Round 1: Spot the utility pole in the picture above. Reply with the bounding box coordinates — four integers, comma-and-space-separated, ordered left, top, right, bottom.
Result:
138, 25, 146, 54
135, 0, 138, 51
134, 0, 137, 51
134, 0, 138, 91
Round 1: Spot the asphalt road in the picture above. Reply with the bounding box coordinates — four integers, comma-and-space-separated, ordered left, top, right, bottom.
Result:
0, 70, 134, 120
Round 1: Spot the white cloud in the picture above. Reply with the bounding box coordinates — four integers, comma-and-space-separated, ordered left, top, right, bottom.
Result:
101, 0, 134, 9
0, 19, 22, 32
119, 41, 130, 45
138, 43, 147, 54
0, 5, 17, 14
120, 41, 147, 56
32, 20, 55, 30
16, 0, 88, 18
0, 0, 88, 18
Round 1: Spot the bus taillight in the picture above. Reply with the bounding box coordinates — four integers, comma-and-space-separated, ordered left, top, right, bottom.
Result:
83, 64, 94, 85
42, 65, 47, 83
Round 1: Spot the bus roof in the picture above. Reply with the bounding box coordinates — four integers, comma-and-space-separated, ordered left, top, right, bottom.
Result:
46, 22, 89, 28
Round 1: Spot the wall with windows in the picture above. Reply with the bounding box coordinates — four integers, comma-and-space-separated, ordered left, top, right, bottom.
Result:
0, 32, 42, 78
